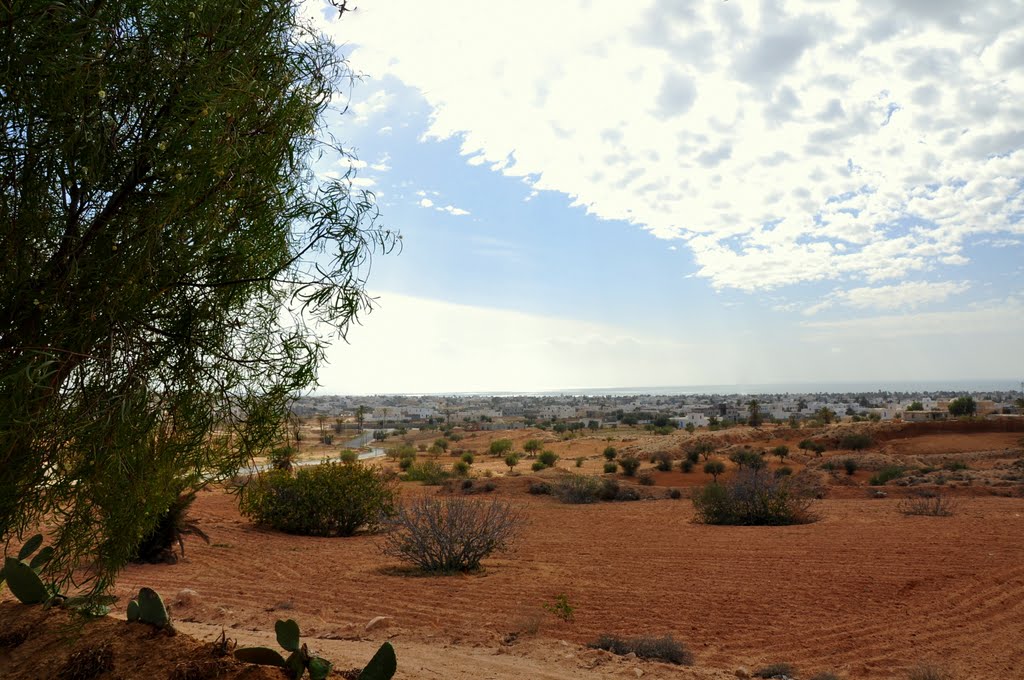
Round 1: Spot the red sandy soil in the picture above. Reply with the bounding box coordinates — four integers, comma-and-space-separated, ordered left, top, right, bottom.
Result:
3, 422, 1024, 679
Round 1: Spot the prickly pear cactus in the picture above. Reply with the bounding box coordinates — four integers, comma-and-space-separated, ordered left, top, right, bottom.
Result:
127, 599, 140, 622
360, 642, 397, 680
137, 587, 170, 627
3, 557, 48, 604
234, 646, 287, 667
275, 618, 301, 652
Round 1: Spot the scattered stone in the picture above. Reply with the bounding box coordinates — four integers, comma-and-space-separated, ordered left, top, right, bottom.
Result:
364, 616, 391, 632
873, 490, 887, 498
634, 667, 644, 678
175, 589, 198, 607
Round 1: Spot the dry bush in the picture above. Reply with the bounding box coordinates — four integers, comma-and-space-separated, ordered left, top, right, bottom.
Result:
554, 473, 603, 504
588, 634, 693, 665
693, 468, 819, 526
380, 496, 522, 573
898, 491, 959, 517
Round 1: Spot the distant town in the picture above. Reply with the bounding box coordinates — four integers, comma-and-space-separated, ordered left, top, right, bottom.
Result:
291, 389, 1024, 431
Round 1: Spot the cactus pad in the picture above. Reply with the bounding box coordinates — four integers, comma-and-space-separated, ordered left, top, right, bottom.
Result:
3, 558, 48, 604
234, 647, 287, 667
137, 587, 170, 627
275, 618, 301, 652
360, 641, 397, 680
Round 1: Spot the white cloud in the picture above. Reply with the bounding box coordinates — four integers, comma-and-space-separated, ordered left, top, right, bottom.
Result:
803, 280, 971, 315
317, 293, 708, 393
418, 198, 434, 208
323, 0, 1024, 292
350, 89, 393, 125
439, 204, 470, 216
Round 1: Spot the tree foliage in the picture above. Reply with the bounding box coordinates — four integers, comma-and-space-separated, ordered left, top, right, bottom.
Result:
0, 0, 396, 595
947, 396, 977, 417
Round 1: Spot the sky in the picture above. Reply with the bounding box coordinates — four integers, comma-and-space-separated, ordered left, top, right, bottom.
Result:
299, 0, 1024, 395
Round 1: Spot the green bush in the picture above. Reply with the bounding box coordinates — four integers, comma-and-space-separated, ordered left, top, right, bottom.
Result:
839, 433, 872, 450
588, 634, 693, 665
460, 452, 475, 465
554, 473, 603, 504
638, 471, 655, 486
692, 468, 818, 526
653, 452, 674, 471
452, 461, 470, 476
602, 446, 617, 460
131, 489, 208, 564
268, 446, 297, 471
603, 461, 618, 474
668, 488, 682, 499
869, 465, 904, 486
575, 457, 585, 468
406, 460, 450, 485
618, 456, 641, 476
488, 439, 514, 456
943, 460, 969, 471
240, 463, 396, 537
531, 461, 546, 472
774, 466, 792, 477
843, 458, 859, 475
399, 456, 415, 471
729, 448, 765, 470
680, 459, 694, 473
538, 450, 559, 468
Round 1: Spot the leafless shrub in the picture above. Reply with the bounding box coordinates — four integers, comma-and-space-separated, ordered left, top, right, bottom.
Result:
898, 491, 959, 517
380, 496, 522, 573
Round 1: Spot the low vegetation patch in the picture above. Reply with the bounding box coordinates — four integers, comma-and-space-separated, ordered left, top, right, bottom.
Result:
588, 634, 694, 665
898, 491, 959, 517
554, 473, 603, 504
839, 433, 873, 450
869, 465, 905, 486
404, 460, 451, 485
754, 662, 796, 678
692, 468, 818, 526
240, 463, 396, 537
380, 496, 522, 573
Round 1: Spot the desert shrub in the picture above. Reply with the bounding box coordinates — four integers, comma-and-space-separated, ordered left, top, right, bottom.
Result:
417, 443, 427, 452
907, 664, 954, 680
575, 457, 585, 468
268, 446, 297, 471
839, 433, 873, 450
685, 448, 700, 465
339, 449, 358, 464
638, 471, 655, 486
554, 473, 603, 504
729, 448, 765, 470
755, 663, 796, 678
692, 468, 818, 526
774, 466, 792, 477
531, 461, 546, 472
842, 458, 859, 475
433, 438, 450, 452
538, 450, 559, 468
528, 481, 551, 495
399, 455, 415, 471
869, 465, 904, 486
668, 488, 682, 499
381, 497, 522, 573
703, 460, 725, 481
481, 480, 497, 492
691, 441, 716, 462
488, 439, 514, 456
614, 485, 641, 501
771, 445, 790, 462
405, 459, 451, 485
653, 452, 674, 471
460, 451, 475, 465
588, 634, 693, 665
452, 461, 470, 476
680, 459, 694, 473
603, 461, 618, 474
131, 489, 209, 564
898, 491, 959, 517
240, 463, 396, 537
821, 460, 836, 471
603, 446, 617, 460
599, 478, 620, 500
618, 456, 641, 476
943, 460, 969, 471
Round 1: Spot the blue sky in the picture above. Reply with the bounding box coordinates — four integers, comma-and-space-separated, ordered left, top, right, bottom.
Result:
301, 0, 1024, 394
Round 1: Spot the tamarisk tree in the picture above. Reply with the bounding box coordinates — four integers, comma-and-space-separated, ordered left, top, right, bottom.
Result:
0, 0, 397, 595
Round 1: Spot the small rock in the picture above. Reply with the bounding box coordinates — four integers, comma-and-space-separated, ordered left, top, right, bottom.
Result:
735, 668, 751, 679
634, 668, 644, 678
175, 589, 198, 607
364, 616, 391, 632
623, 652, 637, 660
